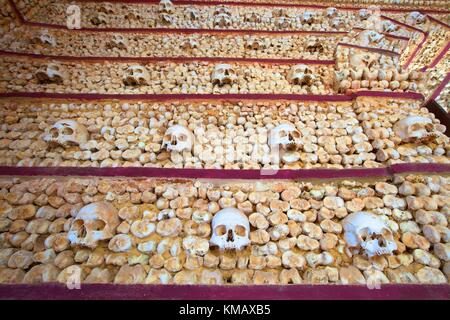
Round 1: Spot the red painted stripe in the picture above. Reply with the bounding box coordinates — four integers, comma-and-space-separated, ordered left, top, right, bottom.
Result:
337, 42, 399, 56
0, 50, 334, 65
381, 15, 426, 35
0, 166, 391, 180
427, 15, 450, 30
0, 283, 449, 300
0, 91, 425, 101
424, 41, 450, 70
403, 32, 428, 69
424, 72, 450, 105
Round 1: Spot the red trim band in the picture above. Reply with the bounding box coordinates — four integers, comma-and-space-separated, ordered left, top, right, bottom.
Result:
337, 42, 399, 56
0, 283, 449, 300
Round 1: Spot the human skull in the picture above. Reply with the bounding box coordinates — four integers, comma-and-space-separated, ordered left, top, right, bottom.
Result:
393, 116, 441, 143
244, 37, 265, 50
68, 202, 120, 248
214, 6, 232, 16
90, 12, 107, 26
32, 30, 56, 47
123, 65, 150, 86
182, 38, 199, 50
35, 63, 65, 84
325, 7, 337, 18
406, 11, 426, 25
185, 7, 199, 20
162, 125, 194, 152
306, 39, 324, 53
244, 12, 261, 23
210, 208, 250, 251
159, 13, 173, 25
214, 13, 232, 28
44, 119, 89, 147
106, 35, 128, 50
342, 211, 397, 258
159, 0, 174, 14
211, 64, 237, 86
359, 9, 370, 20
288, 64, 315, 85
382, 20, 398, 33
269, 123, 302, 152
301, 11, 315, 24
331, 17, 344, 28
98, 3, 114, 14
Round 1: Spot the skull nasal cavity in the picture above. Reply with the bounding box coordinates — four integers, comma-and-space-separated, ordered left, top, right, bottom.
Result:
227, 229, 234, 242
73, 220, 87, 238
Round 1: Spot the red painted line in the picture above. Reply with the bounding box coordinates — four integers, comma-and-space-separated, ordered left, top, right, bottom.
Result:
423, 41, 450, 70
381, 15, 426, 35
353, 28, 410, 42
338, 42, 399, 56
0, 283, 449, 300
403, 32, 428, 69
390, 163, 450, 175
427, 15, 450, 30
74, 0, 450, 14
0, 91, 425, 101
0, 166, 391, 180
0, 50, 334, 65
424, 72, 450, 105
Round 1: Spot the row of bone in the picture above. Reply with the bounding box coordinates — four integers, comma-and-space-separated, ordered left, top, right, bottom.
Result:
0, 58, 333, 94
0, 101, 448, 168
0, 174, 449, 284
2, 28, 337, 59
0, 99, 447, 168
334, 48, 425, 93
422, 51, 450, 100
15, 0, 425, 33
409, 28, 450, 71
341, 30, 406, 53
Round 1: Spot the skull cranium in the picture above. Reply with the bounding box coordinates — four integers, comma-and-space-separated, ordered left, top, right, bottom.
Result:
269, 123, 302, 152
301, 11, 315, 24
211, 64, 237, 86
123, 65, 150, 86
407, 11, 426, 25
214, 13, 232, 28
44, 119, 89, 147
106, 35, 128, 50
159, 0, 174, 14
68, 202, 120, 248
35, 63, 65, 84
325, 7, 337, 18
393, 116, 441, 143
210, 208, 250, 251
288, 64, 315, 86
342, 211, 397, 258
90, 12, 107, 26
162, 125, 194, 153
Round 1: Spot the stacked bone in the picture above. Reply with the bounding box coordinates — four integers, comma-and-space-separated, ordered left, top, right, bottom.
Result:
0, 175, 449, 285
334, 47, 424, 93
0, 99, 448, 169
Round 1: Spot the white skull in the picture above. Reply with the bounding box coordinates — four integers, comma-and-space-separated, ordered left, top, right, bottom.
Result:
269, 123, 302, 152
159, 13, 173, 25
68, 202, 120, 248
211, 64, 237, 86
159, 0, 174, 14
244, 12, 261, 23
35, 63, 65, 84
210, 208, 250, 251
325, 7, 337, 18
44, 119, 89, 147
393, 116, 438, 143
33, 30, 56, 47
382, 20, 398, 33
359, 9, 370, 20
106, 35, 128, 50
90, 12, 107, 26
331, 17, 344, 28
214, 7, 231, 16
276, 16, 291, 28
244, 37, 265, 50
407, 12, 426, 25
123, 65, 150, 86
357, 30, 384, 46
182, 38, 199, 50
306, 39, 324, 53
162, 125, 194, 152
288, 64, 315, 85
302, 11, 315, 24
214, 13, 232, 27
185, 7, 199, 20
98, 3, 115, 14
342, 212, 397, 258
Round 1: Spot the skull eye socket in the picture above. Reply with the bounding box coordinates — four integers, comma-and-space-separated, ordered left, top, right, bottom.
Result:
62, 127, 74, 135
72, 219, 87, 238
290, 131, 300, 139
234, 225, 246, 237
91, 220, 106, 231
215, 225, 227, 236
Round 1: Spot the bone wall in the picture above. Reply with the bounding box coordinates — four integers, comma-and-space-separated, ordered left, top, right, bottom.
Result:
0, 174, 448, 285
